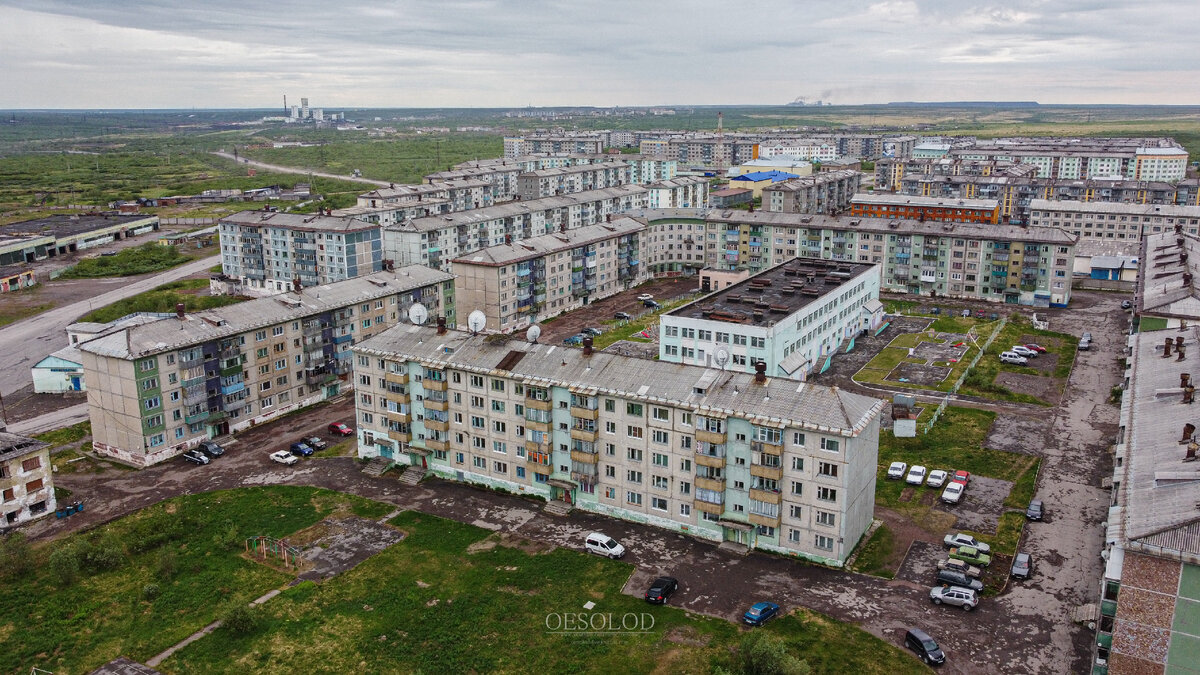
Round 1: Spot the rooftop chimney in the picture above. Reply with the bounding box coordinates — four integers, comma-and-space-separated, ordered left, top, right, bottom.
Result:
1178, 336, 1186, 349
582, 336, 593, 356
1184, 423, 1197, 442
175, 303, 186, 320
1186, 272, 1194, 287
754, 360, 767, 384
505, 233, 512, 246
1183, 373, 1192, 388
436, 316, 447, 335
606, 213, 612, 223
1186, 385, 1196, 405
1165, 337, 1174, 358
292, 277, 302, 294
1180, 345, 1187, 362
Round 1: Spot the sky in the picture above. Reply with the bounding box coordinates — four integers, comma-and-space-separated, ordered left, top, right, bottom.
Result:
0, 0, 1196, 109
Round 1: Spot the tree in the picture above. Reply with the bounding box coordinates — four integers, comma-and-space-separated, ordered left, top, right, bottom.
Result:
740, 631, 810, 675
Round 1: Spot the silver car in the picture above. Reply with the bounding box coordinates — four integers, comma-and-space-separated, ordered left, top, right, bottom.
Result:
929, 585, 978, 611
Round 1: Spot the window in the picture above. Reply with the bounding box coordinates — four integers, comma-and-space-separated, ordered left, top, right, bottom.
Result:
604, 487, 616, 499
791, 457, 804, 471
789, 504, 802, 518
793, 432, 806, 446
651, 497, 668, 511
652, 475, 669, 490
605, 421, 616, 434
816, 511, 836, 527
652, 452, 669, 467
470, 375, 484, 388
756, 525, 775, 537
21, 457, 41, 472
491, 379, 505, 392
473, 456, 486, 469
493, 440, 507, 454
652, 430, 669, 444
820, 438, 839, 453
790, 481, 803, 496
25, 478, 44, 492
605, 399, 616, 412
652, 407, 669, 421
627, 470, 642, 483
815, 535, 834, 551
626, 402, 643, 416
679, 481, 691, 495
493, 461, 507, 474
680, 503, 691, 517
470, 395, 485, 408
627, 426, 643, 439
627, 447, 643, 461
788, 529, 800, 543
626, 491, 643, 505
818, 462, 838, 478
470, 416, 485, 429
817, 486, 837, 502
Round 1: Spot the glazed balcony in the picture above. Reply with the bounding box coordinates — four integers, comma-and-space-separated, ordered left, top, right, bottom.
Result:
750, 463, 783, 481
693, 499, 723, 515
424, 418, 449, 432
748, 512, 781, 528
695, 429, 726, 445
423, 378, 448, 392
695, 476, 725, 492
749, 488, 782, 504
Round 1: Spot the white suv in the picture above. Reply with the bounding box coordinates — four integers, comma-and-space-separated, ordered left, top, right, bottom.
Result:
585, 532, 625, 559
999, 351, 1027, 365
1011, 345, 1037, 358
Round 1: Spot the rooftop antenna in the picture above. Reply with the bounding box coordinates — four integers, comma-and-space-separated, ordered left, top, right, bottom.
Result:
526, 324, 542, 343
467, 310, 486, 335
408, 303, 428, 326
714, 347, 729, 371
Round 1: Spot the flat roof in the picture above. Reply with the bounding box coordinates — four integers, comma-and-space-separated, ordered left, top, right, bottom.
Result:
667, 257, 876, 327
452, 217, 646, 266
1030, 199, 1200, 218
79, 265, 452, 360
711, 188, 753, 197
220, 211, 376, 233
0, 213, 157, 239
851, 193, 1000, 210
355, 325, 884, 437
400, 185, 647, 233
762, 170, 859, 192
519, 162, 626, 178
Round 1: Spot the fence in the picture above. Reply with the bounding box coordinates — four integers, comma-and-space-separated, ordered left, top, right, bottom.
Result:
245, 536, 307, 570
923, 315, 1008, 433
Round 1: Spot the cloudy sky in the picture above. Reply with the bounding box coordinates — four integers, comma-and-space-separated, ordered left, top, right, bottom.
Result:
0, 0, 1195, 109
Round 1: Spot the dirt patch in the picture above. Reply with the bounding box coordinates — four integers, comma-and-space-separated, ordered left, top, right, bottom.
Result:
934, 476, 1013, 535
466, 531, 555, 555
895, 540, 945, 585
497, 585, 539, 596
898, 487, 915, 502
889, 361, 951, 386
995, 371, 1062, 405
664, 625, 711, 647
986, 413, 1051, 455
287, 521, 335, 547
871, 507, 944, 576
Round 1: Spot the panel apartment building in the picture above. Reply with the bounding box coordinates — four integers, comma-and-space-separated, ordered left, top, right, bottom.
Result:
659, 258, 883, 380
761, 170, 861, 215
635, 209, 1076, 307
428, 154, 677, 202
948, 137, 1188, 181
1028, 199, 1200, 243
453, 217, 651, 332
79, 267, 453, 467
351, 324, 884, 565
0, 432, 56, 528
334, 180, 496, 227
217, 211, 383, 296
849, 193, 1001, 224
503, 134, 606, 157
517, 162, 630, 200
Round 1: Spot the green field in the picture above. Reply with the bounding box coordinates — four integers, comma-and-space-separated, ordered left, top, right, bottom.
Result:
58, 243, 203, 279
78, 278, 249, 323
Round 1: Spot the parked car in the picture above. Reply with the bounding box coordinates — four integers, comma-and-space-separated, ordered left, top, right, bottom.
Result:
585, 532, 625, 559
949, 546, 992, 567
943, 533, 990, 553
1011, 552, 1034, 580
197, 440, 225, 458
644, 576, 679, 604
989, 312, 1000, 321
582, 327, 603, 336
1078, 337, 1092, 351
952, 470, 971, 486
563, 334, 584, 346
929, 585, 978, 611
935, 569, 984, 592
303, 436, 328, 451
1023, 343, 1047, 353
182, 448, 210, 465
999, 351, 1028, 365
906, 465, 927, 485
960, 309, 970, 318
1121, 300, 1133, 310
643, 300, 661, 309
926, 469, 949, 488
1082, 331, 1093, 342
1010, 345, 1038, 358
938, 557, 982, 578
931, 307, 941, 315
270, 450, 299, 465
887, 461, 908, 480
614, 311, 632, 320
328, 422, 354, 436
1025, 499, 1044, 521
743, 601, 781, 626
941, 482, 965, 504
975, 310, 986, 319
904, 627, 946, 666
637, 293, 654, 302
290, 441, 314, 457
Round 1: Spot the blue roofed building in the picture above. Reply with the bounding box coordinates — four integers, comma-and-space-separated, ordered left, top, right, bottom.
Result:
729, 171, 800, 198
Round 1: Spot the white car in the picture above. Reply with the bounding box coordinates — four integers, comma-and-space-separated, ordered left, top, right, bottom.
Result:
637, 293, 654, 302
905, 465, 927, 485
1010, 345, 1037, 358
585, 532, 625, 559
941, 481, 965, 504
926, 469, 949, 488
999, 351, 1028, 365
887, 461, 908, 480
270, 450, 299, 466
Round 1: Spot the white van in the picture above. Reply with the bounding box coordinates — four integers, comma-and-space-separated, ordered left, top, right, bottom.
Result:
585, 532, 626, 559
998, 351, 1027, 365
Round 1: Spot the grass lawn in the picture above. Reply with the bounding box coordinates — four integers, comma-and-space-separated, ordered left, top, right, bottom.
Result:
78, 278, 248, 323
848, 525, 895, 579
854, 320, 1000, 392
0, 299, 55, 327
58, 243, 201, 279
166, 510, 923, 674
312, 439, 355, 458
33, 421, 91, 448
0, 486, 391, 675
958, 316, 1078, 405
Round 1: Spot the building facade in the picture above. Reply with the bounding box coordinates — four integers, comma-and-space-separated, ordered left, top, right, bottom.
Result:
218, 211, 384, 296
352, 324, 884, 566
0, 433, 55, 529
659, 258, 882, 380
452, 217, 651, 332
762, 170, 862, 214
646, 176, 710, 209
1029, 199, 1200, 243
517, 162, 630, 200
79, 268, 453, 467
949, 137, 1188, 181
849, 194, 1001, 224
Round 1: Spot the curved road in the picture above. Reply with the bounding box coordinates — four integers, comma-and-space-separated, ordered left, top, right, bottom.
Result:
210, 151, 391, 187
0, 256, 220, 399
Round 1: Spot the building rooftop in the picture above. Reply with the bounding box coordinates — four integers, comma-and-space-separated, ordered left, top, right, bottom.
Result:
851, 193, 1000, 211
1138, 231, 1200, 319
710, 188, 753, 197
355, 325, 884, 437
667, 257, 877, 327
452, 217, 645, 267
698, 209, 1076, 244
646, 176, 709, 189
220, 211, 376, 233
0, 432, 47, 463
78, 265, 452, 360
0, 213, 156, 239
1030, 199, 1200, 218
519, 161, 626, 178
399, 185, 647, 233
762, 170, 859, 192
731, 171, 798, 183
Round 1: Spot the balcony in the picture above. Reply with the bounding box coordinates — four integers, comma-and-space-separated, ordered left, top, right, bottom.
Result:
219, 345, 241, 360
749, 488, 782, 504
525, 418, 551, 433
525, 397, 552, 411
695, 451, 725, 469
423, 378, 448, 392
525, 440, 546, 456
570, 449, 599, 464
387, 409, 411, 424
695, 428, 726, 445
526, 454, 552, 467
570, 428, 598, 442
424, 437, 448, 452
388, 428, 412, 443
305, 370, 337, 386
423, 398, 448, 412
220, 363, 243, 377
331, 333, 353, 345
424, 418, 449, 432
384, 371, 409, 386
220, 381, 245, 396
748, 512, 780, 528
693, 499, 723, 515
570, 405, 599, 420
695, 476, 725, 492
184, 410, 210, 424
750, 463, 783, 481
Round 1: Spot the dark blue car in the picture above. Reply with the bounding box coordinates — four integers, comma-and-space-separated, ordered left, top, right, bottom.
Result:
743, 601, 780, 626
289, 442, 314, 457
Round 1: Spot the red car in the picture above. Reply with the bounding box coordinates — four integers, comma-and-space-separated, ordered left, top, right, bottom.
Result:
328, 422, 354, 436
952, 470, 971, 486
1024, 343, 1047, 353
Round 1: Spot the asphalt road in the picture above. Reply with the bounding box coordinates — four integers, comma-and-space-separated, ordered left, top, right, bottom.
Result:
210, 151, 391, 187
0, 255, 219, 398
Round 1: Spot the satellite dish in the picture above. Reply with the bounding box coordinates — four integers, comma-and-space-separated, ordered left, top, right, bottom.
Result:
526, 325, 542, 343
467, 310, 486, 334
714, 348, 730, 369
408, 303, 428, 326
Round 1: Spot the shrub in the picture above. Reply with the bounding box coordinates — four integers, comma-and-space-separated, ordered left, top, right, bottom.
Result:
84, 534, 126, 572
212, 520, 240, 551
0, 532, 34, 577
740, 631, 811, 675
49, 545, 81, 585
222, 604, 259, 633
142, 583, 160, 602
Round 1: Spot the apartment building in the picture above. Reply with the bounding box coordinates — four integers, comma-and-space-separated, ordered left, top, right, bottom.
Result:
659, 257, 882, 381
355, 179, 495, 212
384, 185, 649, 272
757, 141, 839, 162
762, 170, 861, 214
646, 176, 709, 209
430, 154, 677, 202
645, 217, 709, 276
949, 137, 1188, 181
517, 162, 630, 200
874, 158, 1040, 192
452, 217, 651, 332
1135, 228, 1200, 331
0, 433, 55, 528
218, 211, 383, 296
1029, 199, 1200, 243
351, 324, 884, 565
634, 209, 1076, 306
638, 133, 915, 163
503, 135, 606, 157
850, 194, 1001, 224
78, 267, 453, 467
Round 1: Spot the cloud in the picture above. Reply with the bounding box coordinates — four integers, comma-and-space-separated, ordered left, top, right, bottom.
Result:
0, 0, 1197, 107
